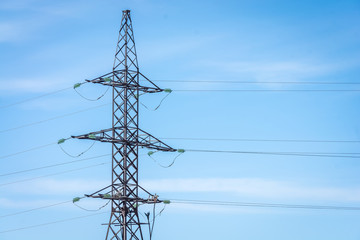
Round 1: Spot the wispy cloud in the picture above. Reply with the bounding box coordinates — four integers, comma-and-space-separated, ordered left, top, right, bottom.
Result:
0, 198, 68, 209
0, 1, 89, 43
0, 78, 70, 93
202, 60, 345, 85
142, 178, 360, 202
6, 178, 360, 203
0, 0, 39, 11
139, 35, 220, 63
0, 21, 31, 43
0, 197, 269, 215
4, 179, 108, 196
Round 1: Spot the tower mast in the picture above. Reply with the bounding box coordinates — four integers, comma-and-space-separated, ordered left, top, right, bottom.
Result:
72, 10, 176, 240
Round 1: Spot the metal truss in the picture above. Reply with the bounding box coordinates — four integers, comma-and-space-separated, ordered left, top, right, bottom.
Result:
72, 127, 176, 152
73, 10, 175, 240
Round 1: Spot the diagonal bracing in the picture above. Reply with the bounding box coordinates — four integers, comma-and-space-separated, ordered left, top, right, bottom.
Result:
72, 10, 176, 240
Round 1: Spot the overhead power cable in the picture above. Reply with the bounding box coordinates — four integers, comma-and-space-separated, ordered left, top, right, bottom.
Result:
0, 200, 72, 218
0, 86, 73, 109
1, 196, 360, 223
0, 162, 109, 187
185, 149, 360, 158
3, 139, 360, 162
170, 199, 360, 211
2, 80, 359, 110
73, 82, 111, 101
0, 103, 110, 134
0, 212, 108, 234
145, 80, 360, 85
173, 89, 360, 92
0, 154, 110, 177
0, 142, 57, 160
73, 199, 111, 212
161, 137, 360, 143
58, 140, 96, 158
1, 197, 358, 234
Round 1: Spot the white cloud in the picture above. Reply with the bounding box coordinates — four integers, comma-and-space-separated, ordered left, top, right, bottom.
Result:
200, 60, 354, 87
141, 178, 360, 202
0, 0, 38, 10
0, 1, 88, 43
0, 197, 109, 212
0, 198, 68, 209
4, 179, 108, 195
6, 178, 360, 203
0, 78, 69, 93
164, 202, 280, 215
0, 21, 26, 42
139, 35, 219, 62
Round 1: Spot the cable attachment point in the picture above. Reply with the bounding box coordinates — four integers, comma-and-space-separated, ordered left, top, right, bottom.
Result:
102, 193, 112, 199
57, 137, 96, 158
139, 88, 172, 111
147, 151, 156, 156
73, 83, 83, 89
58, 138, 66, 144
73, 196, 110, 212
73, 80, 110, 101
88, 134, 96, 139
147, 149, 184, 168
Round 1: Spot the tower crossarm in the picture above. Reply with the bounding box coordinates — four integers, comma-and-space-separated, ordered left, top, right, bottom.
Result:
85, 70, 163, 93
137, 128, 176, 152
72, 127, 176, 152
83, 184, 163, 204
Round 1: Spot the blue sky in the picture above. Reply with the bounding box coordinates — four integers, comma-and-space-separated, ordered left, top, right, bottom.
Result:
1, 0, 360, 239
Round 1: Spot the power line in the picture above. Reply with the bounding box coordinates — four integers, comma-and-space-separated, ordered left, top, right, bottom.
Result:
150, 80, 360, 85
2, 136, 359, 162
170, 199, 360, 211
0, 154, 110, 177
0, 200, 72, 218
1, 83, 359, 111
1, 197, 358, 234
1, 196, 360, 222
173, 89, 360, 92
0, 162, 109, 187
161, 137, 360, 143
3, 139, 360, 162
2, 149, 359, 182
0, 212, 108, 234
185, 149, 360, 158
0, 103, 110, 134
0, 86, 73, 109
0, 142, 57, 160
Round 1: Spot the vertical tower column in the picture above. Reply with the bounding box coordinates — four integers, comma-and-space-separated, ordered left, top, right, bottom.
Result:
107, 10, 142, 240
71, 9, 176, 240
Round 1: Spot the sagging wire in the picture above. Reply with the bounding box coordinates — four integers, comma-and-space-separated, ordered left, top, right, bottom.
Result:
147, 149, 185, 168
137, 89, 172, 111
72, 197, 110, 212
57, 137, 96, 158
150, 202, 156, 240
139, 204, 167, 223
155, 204, 167, 218
145, 200, 170, 240
73, 79, 111, 101
145, 196, 157, 240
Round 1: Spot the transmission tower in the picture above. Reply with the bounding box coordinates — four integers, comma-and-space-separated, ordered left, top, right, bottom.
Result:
72, 10, 176, 240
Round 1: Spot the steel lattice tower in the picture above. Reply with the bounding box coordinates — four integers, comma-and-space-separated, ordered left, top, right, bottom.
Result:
72, 10, 176, 240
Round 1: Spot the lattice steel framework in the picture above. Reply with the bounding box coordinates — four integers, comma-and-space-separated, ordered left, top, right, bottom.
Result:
72, 10, 176, 240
